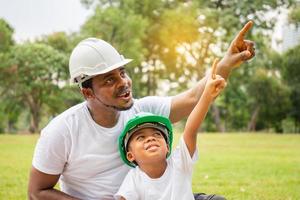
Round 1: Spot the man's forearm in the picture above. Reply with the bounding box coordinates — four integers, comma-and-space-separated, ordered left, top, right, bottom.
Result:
189, 61, 231, 106
29, 188, 80, 200
216, 57, 233, 81
169, 76, 207, 123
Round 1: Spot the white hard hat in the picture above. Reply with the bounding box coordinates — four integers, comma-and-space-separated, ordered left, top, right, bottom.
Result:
69, 38, 132, 84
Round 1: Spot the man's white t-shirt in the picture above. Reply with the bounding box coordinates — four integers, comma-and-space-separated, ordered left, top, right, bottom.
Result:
32, 96, 171, 200
115, 137, 198, 200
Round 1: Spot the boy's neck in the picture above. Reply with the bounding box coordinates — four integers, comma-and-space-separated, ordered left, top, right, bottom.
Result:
139, 160, 168, 179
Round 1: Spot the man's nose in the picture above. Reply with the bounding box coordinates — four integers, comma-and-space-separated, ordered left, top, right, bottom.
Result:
117, 75, 128, 87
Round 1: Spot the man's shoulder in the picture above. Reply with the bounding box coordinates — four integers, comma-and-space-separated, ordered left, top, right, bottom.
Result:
132, 96, 171, 111
42, 102, 86, 133
134, 96, 171, 103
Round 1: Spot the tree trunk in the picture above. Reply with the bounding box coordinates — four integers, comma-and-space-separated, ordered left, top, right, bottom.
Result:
211, 103, 225, 133
7, 120, 16, 133
247, 106, 260, 132
29, 107, 40, 133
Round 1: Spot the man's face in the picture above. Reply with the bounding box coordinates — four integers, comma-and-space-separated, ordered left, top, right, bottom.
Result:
91, 67, 133, 110
126, 127, 169, 166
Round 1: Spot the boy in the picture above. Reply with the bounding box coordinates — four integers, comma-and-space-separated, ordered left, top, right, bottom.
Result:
116, 60, 227, 200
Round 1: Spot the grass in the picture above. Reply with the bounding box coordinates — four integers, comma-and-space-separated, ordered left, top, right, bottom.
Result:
0, 133, 299, 199
0, 134, 39, 199
189, 133, 300, 200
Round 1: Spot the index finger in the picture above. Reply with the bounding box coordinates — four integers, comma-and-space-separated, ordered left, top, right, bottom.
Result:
211, 58, 218, 80
235, 21, 253, 41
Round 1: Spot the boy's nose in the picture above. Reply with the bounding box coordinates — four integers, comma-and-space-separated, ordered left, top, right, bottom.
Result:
146, 136, 156, 142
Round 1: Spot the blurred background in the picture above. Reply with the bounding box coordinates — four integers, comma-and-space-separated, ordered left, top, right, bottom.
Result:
0, 1, 300, 199
0, 0, 299, 134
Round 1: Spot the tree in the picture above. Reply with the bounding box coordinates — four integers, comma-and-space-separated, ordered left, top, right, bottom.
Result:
281, 45, 300, 132
79, 0, 296, 132
289, 3, 300, 26
247, 69, 291, 132
0, 43, 68, 133
38, 32, 72, 53
0, 18, 14, 53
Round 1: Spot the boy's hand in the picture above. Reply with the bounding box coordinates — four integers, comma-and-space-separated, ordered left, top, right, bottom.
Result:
205, 59, 227, 99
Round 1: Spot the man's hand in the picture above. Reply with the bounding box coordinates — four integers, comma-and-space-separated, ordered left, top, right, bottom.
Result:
218, 21, 255, 70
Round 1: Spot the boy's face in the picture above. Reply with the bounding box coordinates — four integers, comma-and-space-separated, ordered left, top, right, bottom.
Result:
126, 127, 169, 166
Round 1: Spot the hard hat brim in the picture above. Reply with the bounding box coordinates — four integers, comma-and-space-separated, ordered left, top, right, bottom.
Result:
71, 58, 132, 84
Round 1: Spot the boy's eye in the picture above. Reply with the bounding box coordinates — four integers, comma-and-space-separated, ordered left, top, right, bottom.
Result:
154, 132, 163, 137
136, 135, 145, 141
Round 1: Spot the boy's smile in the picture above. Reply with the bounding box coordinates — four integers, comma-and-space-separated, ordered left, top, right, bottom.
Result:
145, 143, 160, 151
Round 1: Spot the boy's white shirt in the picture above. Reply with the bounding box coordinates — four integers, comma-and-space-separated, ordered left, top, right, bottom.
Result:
32, 96, 171, 200
115, 136, 198, 200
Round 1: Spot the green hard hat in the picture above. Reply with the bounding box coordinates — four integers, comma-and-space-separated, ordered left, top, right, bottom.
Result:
118, 112, 173, 167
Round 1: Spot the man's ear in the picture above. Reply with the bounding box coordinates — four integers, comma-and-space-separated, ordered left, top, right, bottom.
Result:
126, 151, 135, 163
81, 88, 94, 99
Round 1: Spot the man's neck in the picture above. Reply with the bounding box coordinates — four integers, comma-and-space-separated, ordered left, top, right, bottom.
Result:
87, 101, 120, 128
139, 160, 167, 179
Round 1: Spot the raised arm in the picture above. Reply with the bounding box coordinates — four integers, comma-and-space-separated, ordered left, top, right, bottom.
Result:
28, 166, 79, 200
217, 21, 255, 78
183, 60, 226, 156
169, 21, 255, 123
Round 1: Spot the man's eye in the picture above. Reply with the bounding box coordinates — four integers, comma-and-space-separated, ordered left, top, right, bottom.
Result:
120, 70, 127, 78
106, 78, 114, 84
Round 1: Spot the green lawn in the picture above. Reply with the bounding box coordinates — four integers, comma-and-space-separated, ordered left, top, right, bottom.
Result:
0, 133, 299, 200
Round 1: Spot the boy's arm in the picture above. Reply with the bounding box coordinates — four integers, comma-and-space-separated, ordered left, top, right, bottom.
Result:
183, 60, 226, 156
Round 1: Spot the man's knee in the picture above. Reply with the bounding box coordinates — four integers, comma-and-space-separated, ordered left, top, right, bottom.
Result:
194, 193, 226, 200
210, 195, 226, 200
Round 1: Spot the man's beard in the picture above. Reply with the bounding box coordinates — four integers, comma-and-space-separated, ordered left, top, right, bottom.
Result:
114, 101, 134, 111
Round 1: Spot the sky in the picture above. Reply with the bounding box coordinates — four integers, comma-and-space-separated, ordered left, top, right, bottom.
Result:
0, 0, 92, 42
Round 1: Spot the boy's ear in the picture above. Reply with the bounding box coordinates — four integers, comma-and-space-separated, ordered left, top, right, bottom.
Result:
126, 151, 135, 163
167, 145, 170, 155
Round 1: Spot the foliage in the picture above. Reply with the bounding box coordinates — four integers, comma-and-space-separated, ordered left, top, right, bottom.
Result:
0, 43, 68, 133
289, 4, 300, 25
0, 0, 299, 133
0, 18, 14, 52
247, 69, 291, 132
38, 32, 72, 53
281, 45, 300, 132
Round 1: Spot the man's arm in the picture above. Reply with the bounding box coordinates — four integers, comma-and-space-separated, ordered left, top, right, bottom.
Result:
28, 166, 79, 200
169, 21, 255, 123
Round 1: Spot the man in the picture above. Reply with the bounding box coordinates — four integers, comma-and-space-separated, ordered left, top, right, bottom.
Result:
28, 21, 255, 200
